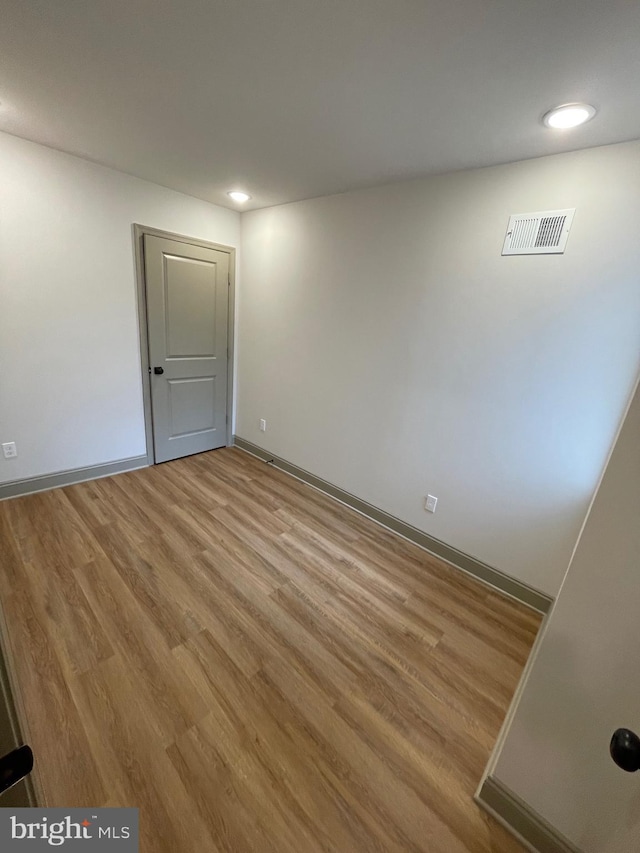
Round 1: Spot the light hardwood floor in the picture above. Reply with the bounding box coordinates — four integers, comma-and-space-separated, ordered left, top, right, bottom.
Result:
0, 447, 540, 852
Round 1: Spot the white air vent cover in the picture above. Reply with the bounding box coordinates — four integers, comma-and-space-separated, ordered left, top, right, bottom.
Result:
502, 208, 575, 255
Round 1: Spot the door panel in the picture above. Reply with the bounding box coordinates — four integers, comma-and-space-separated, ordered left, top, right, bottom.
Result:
164, 256, 218, 357
145, 235, 229, 464
167, 377, 216, 437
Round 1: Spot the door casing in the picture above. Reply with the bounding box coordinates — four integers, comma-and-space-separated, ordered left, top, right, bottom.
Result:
133, 224, 236, 465
0, 613, 37, 806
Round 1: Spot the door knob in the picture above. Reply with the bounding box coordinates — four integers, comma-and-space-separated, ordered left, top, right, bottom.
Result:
153, 366, 164, 375
610, 728, 640, 772
0, 745, 33, 795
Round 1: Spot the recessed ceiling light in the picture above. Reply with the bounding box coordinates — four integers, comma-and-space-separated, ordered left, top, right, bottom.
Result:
543, 103, 596, 129
228, 191, 251, 203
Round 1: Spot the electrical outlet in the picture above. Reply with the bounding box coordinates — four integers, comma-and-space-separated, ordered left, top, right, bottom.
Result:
425, 494, 438, 513
2, 442, 17, 459
259, 418, 267, 432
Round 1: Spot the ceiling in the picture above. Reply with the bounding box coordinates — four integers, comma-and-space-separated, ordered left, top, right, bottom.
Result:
2, 0, 639, 211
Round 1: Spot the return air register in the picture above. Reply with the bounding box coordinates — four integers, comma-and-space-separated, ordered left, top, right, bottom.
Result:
502, 208, 575, 255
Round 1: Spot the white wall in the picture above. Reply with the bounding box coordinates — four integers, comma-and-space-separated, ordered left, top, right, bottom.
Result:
238, 141, 640, 597
491, 378, 640, 852
0, 131, 239, 484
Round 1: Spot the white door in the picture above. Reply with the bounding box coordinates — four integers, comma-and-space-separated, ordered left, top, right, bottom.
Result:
144, 235, 230, 463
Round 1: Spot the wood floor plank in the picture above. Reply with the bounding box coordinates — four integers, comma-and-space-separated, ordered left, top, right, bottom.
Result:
72, 653, 217, 853
0, 447, 541, 852
259, 653, 465, 853
76, 556, 210, 743
85, 523, 202, 649
1, 591, 106, 806
170, 634, 332, 853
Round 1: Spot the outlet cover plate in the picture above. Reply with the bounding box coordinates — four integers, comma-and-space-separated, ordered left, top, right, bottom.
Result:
2, 442, 17, 459
425, 494, 437, 513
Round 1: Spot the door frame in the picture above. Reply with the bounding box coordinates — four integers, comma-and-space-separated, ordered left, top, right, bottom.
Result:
132, 224, 237, 465
0, 609, 38, 806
